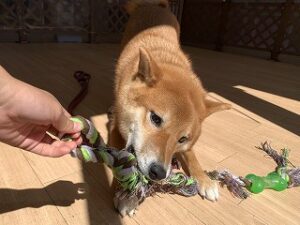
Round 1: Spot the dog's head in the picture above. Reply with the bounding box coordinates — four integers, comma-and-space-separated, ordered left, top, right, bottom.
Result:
122, 48, 230, 181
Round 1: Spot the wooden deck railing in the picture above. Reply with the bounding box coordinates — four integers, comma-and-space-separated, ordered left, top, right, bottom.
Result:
1, 0, 299, 60
181, 0, 300, 60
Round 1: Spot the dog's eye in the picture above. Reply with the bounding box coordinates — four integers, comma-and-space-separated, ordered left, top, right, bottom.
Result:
150, 111, 162, 127
178, 136, 188, 143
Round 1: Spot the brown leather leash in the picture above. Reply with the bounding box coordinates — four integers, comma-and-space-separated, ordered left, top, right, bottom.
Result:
68, 71, 91, 115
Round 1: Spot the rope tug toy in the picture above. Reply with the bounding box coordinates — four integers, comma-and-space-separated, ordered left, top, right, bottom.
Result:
207, 141, 300, 199
69, 116, 199, 216
68, 71, 299, 216
70, 115, 300, 215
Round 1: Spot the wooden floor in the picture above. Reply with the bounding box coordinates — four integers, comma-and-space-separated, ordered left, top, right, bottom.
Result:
0, 43, 299, 225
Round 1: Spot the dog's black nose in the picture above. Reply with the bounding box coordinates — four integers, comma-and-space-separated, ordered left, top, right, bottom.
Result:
149, 163, 166, 180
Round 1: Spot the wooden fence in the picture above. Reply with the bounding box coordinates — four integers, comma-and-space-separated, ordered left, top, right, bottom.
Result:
1, 0, 299, 60
181, 0, 300, 60
0, 0, 183, 43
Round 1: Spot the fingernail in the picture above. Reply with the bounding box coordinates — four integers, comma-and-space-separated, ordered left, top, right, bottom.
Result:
70, 118, 83, 131
62, 137, 72, 142
74, 122, 83, 131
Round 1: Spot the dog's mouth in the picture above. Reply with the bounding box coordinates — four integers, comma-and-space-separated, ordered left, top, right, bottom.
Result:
126, 144, 136, 155
126, 144, 161, 182
126, 144, 144, 174
126, 144, 179, 183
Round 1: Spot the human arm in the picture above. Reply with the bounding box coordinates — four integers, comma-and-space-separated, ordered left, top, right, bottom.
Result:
0, 66, 82, 157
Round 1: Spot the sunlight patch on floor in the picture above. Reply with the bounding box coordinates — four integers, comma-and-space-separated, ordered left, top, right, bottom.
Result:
90, 114, 109, 141
234, 85, 300, 116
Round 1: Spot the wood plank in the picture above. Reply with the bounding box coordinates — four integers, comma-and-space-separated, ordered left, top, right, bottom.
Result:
0, 43, 299, 225
0, 143, 67, 225
44, 172, 136, 225
169, 192, 256, 225
22, 151, 82, 184
197, 109, 260, 164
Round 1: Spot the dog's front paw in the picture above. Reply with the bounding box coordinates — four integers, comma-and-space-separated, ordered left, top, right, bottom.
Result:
113, 192, 141, 217
196, 175, 219, 202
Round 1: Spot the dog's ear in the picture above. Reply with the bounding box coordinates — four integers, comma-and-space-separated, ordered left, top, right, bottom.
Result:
205, 99, 231, 117
134, 47, 161, 86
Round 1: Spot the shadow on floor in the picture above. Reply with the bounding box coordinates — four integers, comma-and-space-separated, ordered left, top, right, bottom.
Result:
0, 181, 86, 214
190, 52, 300, 136
202, 82, 299, 135
0, 177, 122, 224
81, 163, 122, 225
0, 44, 121, 224
1, 43, 298, 224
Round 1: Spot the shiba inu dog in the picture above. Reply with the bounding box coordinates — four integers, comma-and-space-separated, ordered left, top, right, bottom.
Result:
109, 0, 231, 205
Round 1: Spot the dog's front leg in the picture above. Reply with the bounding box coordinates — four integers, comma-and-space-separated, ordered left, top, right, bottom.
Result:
180, 150, 219, 201
107, 111, 140, 216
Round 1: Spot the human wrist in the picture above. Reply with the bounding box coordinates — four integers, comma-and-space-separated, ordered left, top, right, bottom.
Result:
0, 67, 20, 115
0, 66, 15, 91
0, 65, 13, 80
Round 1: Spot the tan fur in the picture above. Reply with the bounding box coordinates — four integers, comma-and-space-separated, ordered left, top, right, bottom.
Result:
109, 0, 231, 201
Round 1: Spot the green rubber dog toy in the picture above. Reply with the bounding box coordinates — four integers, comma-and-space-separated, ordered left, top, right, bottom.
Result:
208, 142, 299, 199
244, 142, 298, 194
69, 116, 299, 203
245, 171, 288, 194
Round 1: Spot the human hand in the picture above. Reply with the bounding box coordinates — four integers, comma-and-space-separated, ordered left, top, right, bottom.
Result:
0, 66, 82, 157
